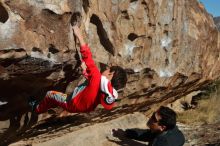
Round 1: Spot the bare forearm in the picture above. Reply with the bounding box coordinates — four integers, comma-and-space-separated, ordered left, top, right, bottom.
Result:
72, 25, 86, 46
77, 34, 86, 46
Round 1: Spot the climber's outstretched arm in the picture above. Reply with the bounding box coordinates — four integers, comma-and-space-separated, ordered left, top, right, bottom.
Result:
72, 25, 99, 76
72, 25, 86, 46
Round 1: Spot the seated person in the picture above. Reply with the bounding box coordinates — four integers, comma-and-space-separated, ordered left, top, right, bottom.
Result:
113, 106, 185, 146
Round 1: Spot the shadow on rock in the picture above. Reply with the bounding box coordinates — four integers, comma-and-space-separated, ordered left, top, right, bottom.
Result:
108, 128, 146, 146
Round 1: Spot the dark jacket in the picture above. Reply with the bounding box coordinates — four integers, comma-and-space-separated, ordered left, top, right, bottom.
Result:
126, 126, 185, 146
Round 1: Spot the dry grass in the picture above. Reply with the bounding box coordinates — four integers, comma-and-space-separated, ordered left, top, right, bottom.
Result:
177, 81, 220, 124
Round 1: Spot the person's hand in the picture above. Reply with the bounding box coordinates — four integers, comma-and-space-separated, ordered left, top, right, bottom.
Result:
70, 12, 81, 26
81, 61, 87, 71
112, 129, 127, 140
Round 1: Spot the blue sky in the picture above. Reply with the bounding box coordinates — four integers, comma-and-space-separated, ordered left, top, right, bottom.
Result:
199, 0, 220, 17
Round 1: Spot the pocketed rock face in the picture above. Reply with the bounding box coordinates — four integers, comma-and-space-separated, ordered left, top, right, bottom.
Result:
0, 0, 220, 139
